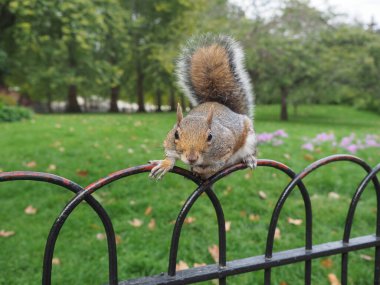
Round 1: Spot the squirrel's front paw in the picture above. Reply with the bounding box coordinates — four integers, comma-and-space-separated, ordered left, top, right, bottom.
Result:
243, 155, 257, 169
149, 158, 174, 180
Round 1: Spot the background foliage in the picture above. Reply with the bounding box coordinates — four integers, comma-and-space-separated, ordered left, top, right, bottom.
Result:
0, 0, 379, 119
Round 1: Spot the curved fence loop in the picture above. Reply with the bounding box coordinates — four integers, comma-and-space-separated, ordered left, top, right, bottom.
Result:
340, 163, 380, 285
0, 171, 118, 285
265, 154, 374, 259
0, 171, 82, 191
343, 163, 380, 242
41, 164, 218, 285
167, 159, 313, 283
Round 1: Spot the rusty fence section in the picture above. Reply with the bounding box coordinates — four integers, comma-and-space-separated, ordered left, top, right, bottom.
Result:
1, 154, 380, 285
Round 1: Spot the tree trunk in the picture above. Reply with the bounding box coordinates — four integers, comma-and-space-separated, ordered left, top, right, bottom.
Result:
46, 92, 53, 113
136, 61, 145, 112
169, 86, 176, 111
280, 86, 288, 121
109, 85, 120, 113
66, 84, 81, 113
156, 89, 162, 112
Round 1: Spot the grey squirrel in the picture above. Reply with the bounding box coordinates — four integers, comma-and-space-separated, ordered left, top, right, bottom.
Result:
150, 34, 257, 179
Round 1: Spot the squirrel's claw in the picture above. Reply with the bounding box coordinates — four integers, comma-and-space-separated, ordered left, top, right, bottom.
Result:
243, 155, 257, 169
149, 159, 174, 180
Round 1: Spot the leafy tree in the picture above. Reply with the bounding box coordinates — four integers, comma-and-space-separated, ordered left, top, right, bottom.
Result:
243, 0, 332, 120
0, 0, 16, 90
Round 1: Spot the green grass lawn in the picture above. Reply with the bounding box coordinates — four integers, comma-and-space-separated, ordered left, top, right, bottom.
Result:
0, 105, 379, 285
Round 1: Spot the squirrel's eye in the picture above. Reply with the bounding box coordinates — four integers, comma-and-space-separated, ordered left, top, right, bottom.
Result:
174, 131, 179, 140
207, 133, 213, 142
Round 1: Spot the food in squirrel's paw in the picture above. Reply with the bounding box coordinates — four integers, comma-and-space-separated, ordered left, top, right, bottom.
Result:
150, 34, 257, 180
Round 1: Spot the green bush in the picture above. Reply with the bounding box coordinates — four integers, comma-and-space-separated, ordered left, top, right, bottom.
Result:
0, 105, 32, 122
0, 92, 17, 106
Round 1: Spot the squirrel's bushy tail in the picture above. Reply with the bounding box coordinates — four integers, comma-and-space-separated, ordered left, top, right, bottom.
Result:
176, 34, 254, 118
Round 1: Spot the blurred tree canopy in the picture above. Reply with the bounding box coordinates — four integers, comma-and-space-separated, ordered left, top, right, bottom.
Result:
0, 0, 379, 119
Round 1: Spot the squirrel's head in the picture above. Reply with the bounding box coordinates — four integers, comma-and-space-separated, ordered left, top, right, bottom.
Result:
171, 104, 233, 167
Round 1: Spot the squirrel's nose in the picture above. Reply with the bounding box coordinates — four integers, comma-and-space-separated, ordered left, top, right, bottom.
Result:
187, 153, 199, 164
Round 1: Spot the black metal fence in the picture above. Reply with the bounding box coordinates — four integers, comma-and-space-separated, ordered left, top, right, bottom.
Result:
1, 154, 380, 285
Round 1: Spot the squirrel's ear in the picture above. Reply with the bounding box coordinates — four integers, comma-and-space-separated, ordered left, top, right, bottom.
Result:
207, 104, 214, 126
176, 103, 183, 125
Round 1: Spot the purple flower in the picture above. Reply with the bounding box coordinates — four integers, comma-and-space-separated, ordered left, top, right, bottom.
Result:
365, 138, 380, 147
257, 133, 274, 143
345, 144, 358, 154
302, 143, 314, 151
256, 130, 288, 146
272, 139, 284, 146
274, 129, 288, 138
315, 132, 335, 142
340, 135, 355, 148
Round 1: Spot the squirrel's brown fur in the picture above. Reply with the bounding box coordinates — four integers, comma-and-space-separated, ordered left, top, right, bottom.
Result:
149, 34, 257, 180
190, 44, 236, 103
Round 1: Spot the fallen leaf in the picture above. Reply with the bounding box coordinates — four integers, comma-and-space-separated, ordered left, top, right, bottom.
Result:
184, 217, 196, 224
25, 161, 37, 168
0, 169, 3, 172
328, 273, 340, 285
90, 224, 101, 230
148, 219, 156, 230
193, 263, 206, 268
328, 192, 340, 200
24, 205, 37, 215
274, 227, 281, 240
0, 230, 15, 237
208, 244, 219, 262
129, 218, 143, 227
258, 191, 267, 200
287, 217, 302, 226
223, 186, 233, 196
52, 258, 61, 265
240, 211, 247, 218
311, 194, 319, 200
315, 147, 322, 153
144, 206, 152, 216
76, 170, 88, 177
47, 164, 56, 171
320, 258, 333, 268
96, 233, 106, 240
115, 234, 122, 245
249, 214, 260, 222
225, 221, 231, 232
360, 254, 373, 261
176, 260, 189, 271
244, 171, 252, 180
279, 282, 288, 285
304, 154, 315, 161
